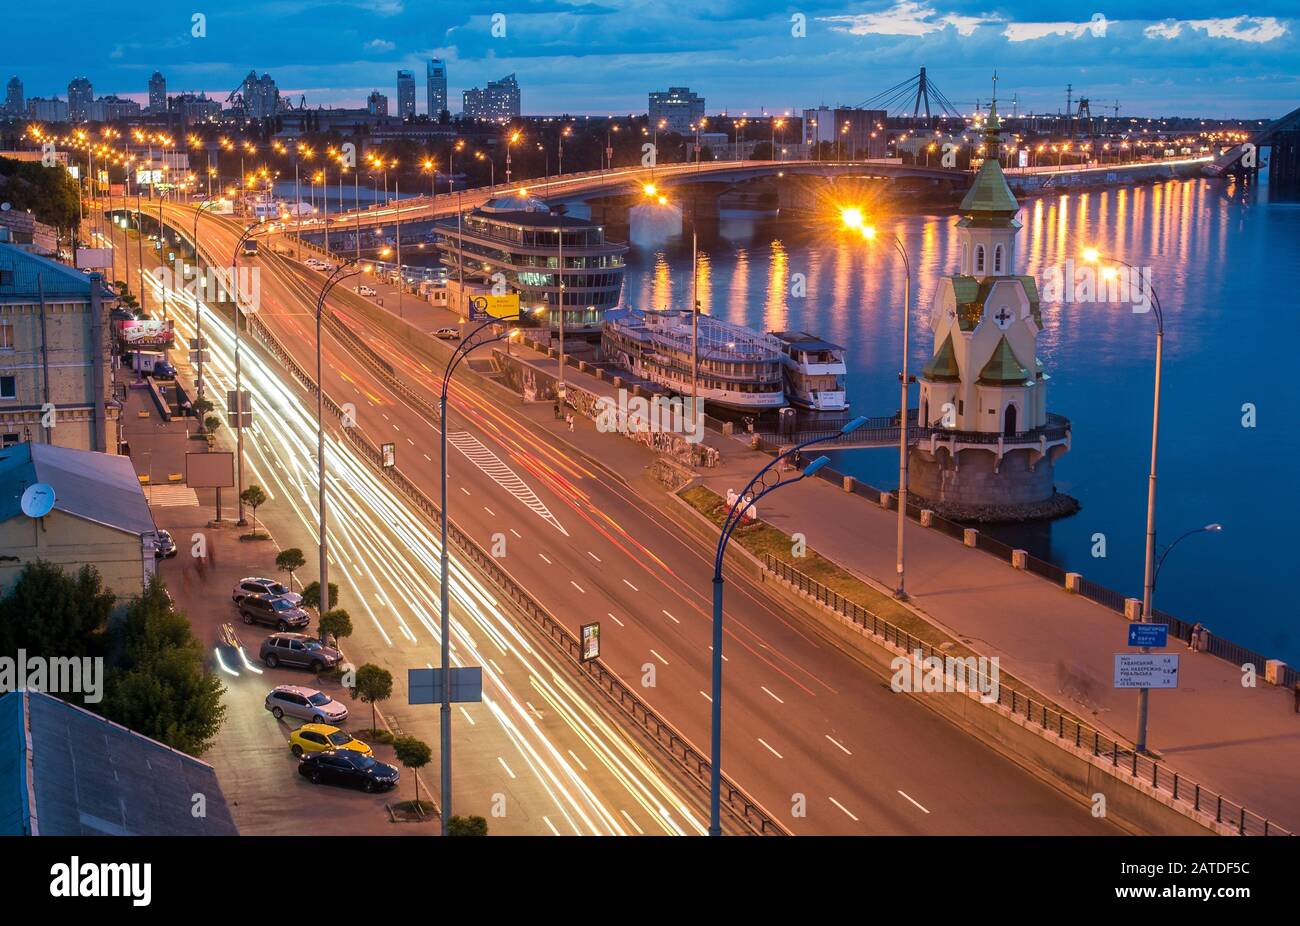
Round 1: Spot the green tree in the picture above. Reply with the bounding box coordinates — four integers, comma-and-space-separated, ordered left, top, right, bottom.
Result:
448, 815, 489, 836
0, 561, 113, 662
240, 484, 268, 536
203, 414, 223, 435
349, 663, 392, 731
301, 580, 339, 611
100, 579, 227, 755
318, 608, 353, 644
0, 156, 80, 229
275, 548, 305, 587
392, 734, 433, 805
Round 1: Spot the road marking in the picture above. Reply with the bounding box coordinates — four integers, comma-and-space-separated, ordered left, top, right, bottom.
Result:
510, 528, 522, 538
829, 797, 859, 822
447, 431, 569, 536
606, 612, 624, 628
497, 757, 516, 779
567, 749, 588, 772
649, 649, 668, 666
623, 579, 639, 591
538, 552, 552, 565
757, 738, 784, 759
381, 413, 390, 421
542, 816, 560, 836
761, 686, 785, 704
484, 506, 496, 516
700, 690, 712, 703
488, 658, 503, 675
897, 790, 930, 814
423, 454, 432, 462
570, 580, 585, 594
392, 424, 401, 432
661, 609, 680, 624
460, 487, 471, 496
587, 550, 601, 562
406, 438, 415, 446
459, 707, 475, 726
825, 735, 852, 756
525, 701, 543, 719
620, 810, 645, 835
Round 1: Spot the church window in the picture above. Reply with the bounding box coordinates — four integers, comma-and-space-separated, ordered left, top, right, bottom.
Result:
974, 245, 985, 274
993, 244, 1004, 273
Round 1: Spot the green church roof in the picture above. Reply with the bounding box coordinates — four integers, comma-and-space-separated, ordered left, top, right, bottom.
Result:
977, 336, 1031, 386
921, 333, 960, 382
960, 158, 1020, 217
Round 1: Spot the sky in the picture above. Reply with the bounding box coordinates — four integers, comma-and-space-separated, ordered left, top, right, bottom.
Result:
7, 1, 1299, 119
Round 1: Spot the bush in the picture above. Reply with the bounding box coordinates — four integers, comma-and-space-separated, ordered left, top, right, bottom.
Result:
448, 815, 488, 837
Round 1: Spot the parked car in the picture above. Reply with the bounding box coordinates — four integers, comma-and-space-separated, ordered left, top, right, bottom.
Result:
289, 723, 372, 757
232, 577, 303, 607
356, 284, 377, 297
154, 529, 177, 558
259, 632, 342, 672
265, 685, 348, 724
238, 593, 310, 631
433, 327, 460, 340
151, 360, 178, 380
297, 750, 399, 792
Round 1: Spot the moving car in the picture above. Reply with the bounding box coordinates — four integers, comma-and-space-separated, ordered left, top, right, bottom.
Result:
289, 723, 372, 757
232, 577, 303, 607
238, 593, 310, 630
265, 685, 348, 724
151, 360, 178, 380
356, 284, 377, 297
153, 529, 177, 558
297, 750, 399, 792
259, 632, 342, 672
434, 327, 460, 340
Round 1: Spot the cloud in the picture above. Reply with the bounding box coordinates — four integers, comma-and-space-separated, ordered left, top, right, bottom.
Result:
1144, 16, 1288, 43
1005, 14, 1109, 42
364, 38, 396, 52
822, 1, 998, 38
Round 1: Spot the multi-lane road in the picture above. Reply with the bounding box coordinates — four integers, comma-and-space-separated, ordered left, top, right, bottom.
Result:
131, 201, 1119, 835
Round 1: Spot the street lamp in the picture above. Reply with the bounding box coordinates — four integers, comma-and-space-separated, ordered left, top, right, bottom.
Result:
1154, 524, 1223, 596
842, 209, 914, 599
436, 308, 526, 834
229, 223, 262, 526
189, 199, 220, 400
1083, 246, 1164, 753
709, 415, 869, 834
644, 185, 701, 415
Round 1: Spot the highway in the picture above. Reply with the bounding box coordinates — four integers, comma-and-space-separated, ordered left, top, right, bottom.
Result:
145, 201, 1119, 835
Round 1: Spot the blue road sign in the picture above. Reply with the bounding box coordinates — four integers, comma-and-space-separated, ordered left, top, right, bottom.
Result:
408, 667, 483, 705
1127, 623, 1169, 648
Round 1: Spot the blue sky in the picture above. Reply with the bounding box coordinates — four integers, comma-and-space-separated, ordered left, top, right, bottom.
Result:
8, 1, 1298, 118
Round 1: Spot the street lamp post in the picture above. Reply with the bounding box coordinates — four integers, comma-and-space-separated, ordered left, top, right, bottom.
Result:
709, 416, 868, 834
190, 200, 218, 400
1084, 248, 1164, 753
229, 224, 261, 526
437, 311, 525, 834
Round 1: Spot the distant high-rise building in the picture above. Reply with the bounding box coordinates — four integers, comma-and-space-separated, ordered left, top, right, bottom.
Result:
67, 77, 93, 122
4, 77, 23, 117
367, 91, 389, 117
462, 73, 519, 122
26, 97, 68, 122
396, 69, 416, 119
240, 71, 279, 120
426, 59, 447, 117
148, 72, 167, 113
802, 106, 887, 158
169, 93, 223, 123
88, 95, 142, 123
648, 87, 705, 136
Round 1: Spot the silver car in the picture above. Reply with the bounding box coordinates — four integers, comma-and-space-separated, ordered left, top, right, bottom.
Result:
232, 577, 303, 607
264, 685, 348, 724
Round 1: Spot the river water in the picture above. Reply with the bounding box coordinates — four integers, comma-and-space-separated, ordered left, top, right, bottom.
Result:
622, 176, 1300, 665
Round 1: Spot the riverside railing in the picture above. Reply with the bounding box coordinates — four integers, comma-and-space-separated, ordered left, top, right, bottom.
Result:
761, 552, 1291, 837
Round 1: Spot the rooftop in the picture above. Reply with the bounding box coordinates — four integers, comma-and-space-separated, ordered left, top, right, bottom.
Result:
0, 442, 154, 536
0, 242, 116, 302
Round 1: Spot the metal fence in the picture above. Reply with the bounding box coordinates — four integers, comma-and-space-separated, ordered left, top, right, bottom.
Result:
761, 553, 1291, 836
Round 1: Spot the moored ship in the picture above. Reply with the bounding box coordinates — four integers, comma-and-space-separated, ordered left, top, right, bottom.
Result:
771, 331, 849, 411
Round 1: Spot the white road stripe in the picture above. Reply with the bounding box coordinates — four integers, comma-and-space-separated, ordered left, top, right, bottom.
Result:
606, 612, 625, 627
825, 735, 851, 755
542, 816, 560, 836
588, 551, 601, 562
757, 738, 784, 759
538, 552, 552, 565
620, 810, 645, 835
623, 579, 639, 591
761, 686, 784, 704
649, 649, 668, 665
567, 749, 588, 772
497, 756, 517, 779
570, 580, 585, 593
829, 797, 859, 821
661, 609, 680, 624
898, 790, 930, 814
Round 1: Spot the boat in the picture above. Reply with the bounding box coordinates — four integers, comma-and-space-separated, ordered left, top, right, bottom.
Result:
770, 331, 849, 411
601, 308, 786, 411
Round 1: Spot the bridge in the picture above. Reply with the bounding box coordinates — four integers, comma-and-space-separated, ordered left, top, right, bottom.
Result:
1201, 103, 1300, 197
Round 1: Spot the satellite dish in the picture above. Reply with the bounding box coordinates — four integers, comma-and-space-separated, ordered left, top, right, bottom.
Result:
20, 483, 56, 519
1, 202, 11, 212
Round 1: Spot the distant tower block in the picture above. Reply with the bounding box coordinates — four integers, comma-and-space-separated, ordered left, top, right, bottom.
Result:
909, 92, 1076, 522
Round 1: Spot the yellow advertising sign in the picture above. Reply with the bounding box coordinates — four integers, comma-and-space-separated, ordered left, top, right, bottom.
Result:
469, 293, 520, 320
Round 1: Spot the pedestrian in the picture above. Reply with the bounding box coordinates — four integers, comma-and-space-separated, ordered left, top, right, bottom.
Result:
1199, 627, 1211, 653
1293, 681, 1300, 714
1188, 622, 1202, 651
567, 413, 575, 432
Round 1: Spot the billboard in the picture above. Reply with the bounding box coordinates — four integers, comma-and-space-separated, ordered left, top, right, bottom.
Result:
468, 293, 520, 320
185, 451, 235, 488
580, 622, 601, 662
75, 247, 113, 270
116, 318, 175, 347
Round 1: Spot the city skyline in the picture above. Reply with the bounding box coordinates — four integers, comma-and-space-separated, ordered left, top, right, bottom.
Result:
3, 1, 1297, 119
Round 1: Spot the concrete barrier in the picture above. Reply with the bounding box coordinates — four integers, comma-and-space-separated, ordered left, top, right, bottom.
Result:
1065, 572, 1083, 593
963, 528, 979, 547
1125, 598, 1143, 621
1012, 549, 1029, 570
920, 509, 934, 527
843, 475, 856, 493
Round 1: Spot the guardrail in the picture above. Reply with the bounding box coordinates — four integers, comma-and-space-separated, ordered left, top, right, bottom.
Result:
241, 299, 784, 836
761, 552, 1290, 836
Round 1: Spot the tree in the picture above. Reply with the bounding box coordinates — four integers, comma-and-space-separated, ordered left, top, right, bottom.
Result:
301, 580, 339, 611
0, 562, 114, 663
0, 156, 80, 229
100, 579, 227, 755
349, 663, 392, 731
240, 484, 268, 536
318, 608, 353, 644
275, 548, 305, 587
448, 815, 489, 836
392, 734, 433, 805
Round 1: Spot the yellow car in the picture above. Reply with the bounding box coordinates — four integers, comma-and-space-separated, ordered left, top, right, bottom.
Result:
289, 724, 372, 757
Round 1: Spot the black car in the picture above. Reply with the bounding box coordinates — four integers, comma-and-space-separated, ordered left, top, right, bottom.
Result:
154, 529, 177, 558
297, 750, 400, 793
238, 593, 311, 630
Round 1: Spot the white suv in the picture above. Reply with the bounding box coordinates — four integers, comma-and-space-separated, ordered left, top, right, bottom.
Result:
265, 685, 348, 724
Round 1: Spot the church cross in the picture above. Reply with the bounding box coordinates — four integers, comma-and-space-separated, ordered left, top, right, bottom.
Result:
995, 307, 1012, 326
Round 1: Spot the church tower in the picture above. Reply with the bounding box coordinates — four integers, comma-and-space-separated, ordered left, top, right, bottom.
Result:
909, 82, 1075, 520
